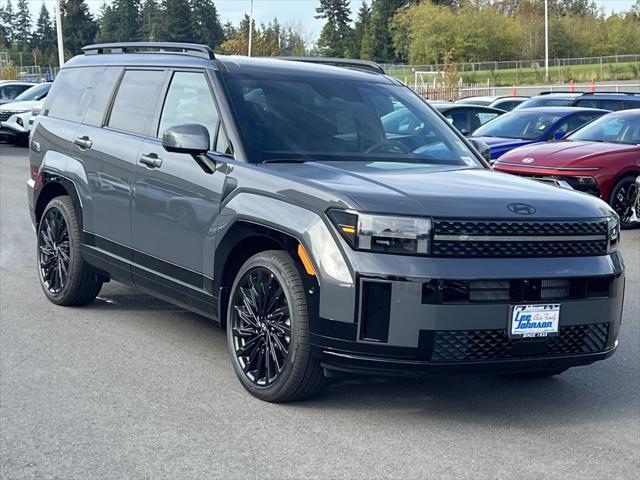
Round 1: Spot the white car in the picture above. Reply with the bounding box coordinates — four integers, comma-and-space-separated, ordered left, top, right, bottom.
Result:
0, 83, 50, 145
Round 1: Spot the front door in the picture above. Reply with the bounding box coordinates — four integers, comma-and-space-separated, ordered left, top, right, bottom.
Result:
131, 71, 228, 312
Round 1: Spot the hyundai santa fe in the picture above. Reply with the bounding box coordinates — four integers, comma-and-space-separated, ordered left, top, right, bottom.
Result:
28, 43, 625, 402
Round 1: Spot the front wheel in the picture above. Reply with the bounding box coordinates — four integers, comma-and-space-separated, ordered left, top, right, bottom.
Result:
609, 175, 639, 229
226, 250, 324, 402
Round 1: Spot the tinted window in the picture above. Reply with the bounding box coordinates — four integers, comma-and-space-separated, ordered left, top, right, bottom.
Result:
46, 67, 104, 121
108, 70, 166, 136
158, 72, 218, 146
473, 111, 563, 140
554, 113, 602, 135
575, 98, 623, 111
569, 112, 640, 145
226, 75, 480, 166
0, 84, 31, 100
14, 83, 51, 101
83, 67, 122, 127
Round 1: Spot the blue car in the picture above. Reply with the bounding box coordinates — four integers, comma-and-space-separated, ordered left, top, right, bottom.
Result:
471, 106, 608, 159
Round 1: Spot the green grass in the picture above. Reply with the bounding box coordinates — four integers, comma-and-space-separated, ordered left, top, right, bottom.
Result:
389, 61, 640, 86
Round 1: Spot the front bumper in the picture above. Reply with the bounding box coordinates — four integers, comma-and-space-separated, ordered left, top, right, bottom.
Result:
311, 252, 625, 376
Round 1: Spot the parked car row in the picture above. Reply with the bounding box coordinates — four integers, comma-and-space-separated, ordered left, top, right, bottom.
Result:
0, 82, 51, 145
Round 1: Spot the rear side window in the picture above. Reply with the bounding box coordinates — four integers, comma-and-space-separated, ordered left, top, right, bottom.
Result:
83, 67, 122, 127
158, 72, 218, 145
108, 70, 166, 136
575, 98, 624, 111
46, 67, 104, 121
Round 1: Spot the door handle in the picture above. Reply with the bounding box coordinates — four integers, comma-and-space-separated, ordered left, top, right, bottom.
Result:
73, 135, 92, 150
139, 153, 163, 169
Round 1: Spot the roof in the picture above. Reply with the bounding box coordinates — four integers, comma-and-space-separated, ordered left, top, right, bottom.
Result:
507, 106, 609, 114
433, 103, 505, 114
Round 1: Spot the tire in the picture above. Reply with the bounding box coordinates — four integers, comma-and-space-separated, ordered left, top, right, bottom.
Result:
514, 368, 568, 378
37, 195, 103, 306
226, 250, 325, 402
609, 175, 639, 229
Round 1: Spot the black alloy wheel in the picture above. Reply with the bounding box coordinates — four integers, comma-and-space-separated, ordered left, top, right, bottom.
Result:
38, 207, 70, 295
230, 266, 291, 386
610, 175, 639, 228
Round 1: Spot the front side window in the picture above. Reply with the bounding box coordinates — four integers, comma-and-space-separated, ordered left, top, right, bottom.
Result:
108, 70, 166, 136
158, 72, 219, 147
14, 83, 51, 101
473, 111, 563, 140
475, 111, 500, 125
225, 74, 481, 166
569, 112, 640, 145
0, 84, 31, 100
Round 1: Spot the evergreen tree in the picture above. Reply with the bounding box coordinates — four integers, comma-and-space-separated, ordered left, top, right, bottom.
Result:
350, 1, 371, 58
1, 0, 16, 46
160, 0, 193, 42
315, 0, 353, 57
14, 0, 32, 48
361, 0, 412, 62
113, 0, 141, 41
222, 20, 236, 41
138, 0, 162, 41
190, 0, 224, 48
33, 4, 55, 57
61, 0, 98, 55
96, 2, 118, 42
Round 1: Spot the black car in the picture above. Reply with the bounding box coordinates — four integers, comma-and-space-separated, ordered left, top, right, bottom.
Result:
572, 92, 640, 111
432, 103, 504, 136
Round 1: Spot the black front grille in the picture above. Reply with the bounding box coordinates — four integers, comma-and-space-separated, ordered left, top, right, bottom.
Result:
0, 111, 13, 122
433, 219, 607, 236
432, 218, 608, 258
431, 239, 607, 257
430, 323, 609, 362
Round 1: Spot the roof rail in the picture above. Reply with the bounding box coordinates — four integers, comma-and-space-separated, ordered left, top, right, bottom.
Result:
279, 56, 385, 74
578, 91, 640, 96
538, 90, 584, 95
82, 42, 215, 60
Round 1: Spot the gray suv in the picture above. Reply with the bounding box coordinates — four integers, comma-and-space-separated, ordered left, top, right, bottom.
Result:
28, 43, 625, 402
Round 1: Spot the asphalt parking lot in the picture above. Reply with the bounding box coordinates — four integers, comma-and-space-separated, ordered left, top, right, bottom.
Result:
1, 144, 638, 480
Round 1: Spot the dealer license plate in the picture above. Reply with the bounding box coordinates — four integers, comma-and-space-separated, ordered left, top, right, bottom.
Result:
511, 304, 560, 338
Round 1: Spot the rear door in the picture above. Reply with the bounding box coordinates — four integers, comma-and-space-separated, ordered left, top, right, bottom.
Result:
73, 68, 168, 282
131, 69, 229, 311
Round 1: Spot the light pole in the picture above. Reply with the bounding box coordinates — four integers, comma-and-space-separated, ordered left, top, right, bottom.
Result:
544, 0, 549, 82
248, 0, 254, 57
55, 0, 65, 67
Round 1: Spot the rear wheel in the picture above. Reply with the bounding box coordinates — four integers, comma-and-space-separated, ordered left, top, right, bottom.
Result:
226, 250, 324, 402
609, 175, 639, 229
37, 196, 103, 305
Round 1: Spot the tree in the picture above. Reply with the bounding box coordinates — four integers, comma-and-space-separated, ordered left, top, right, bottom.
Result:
113, 0, 141, 41
361, 0, 413, 62
138, 0, 162, 41
0, 0, 16, 46
96, 2, 118, 42
159, 0, 192, 42
315, 0, 353, 57
350, 1, 371, 58
32, 4, 56, 57
14, 0, 31, 48
190, 0, 224, 48
62, 0, 98, 55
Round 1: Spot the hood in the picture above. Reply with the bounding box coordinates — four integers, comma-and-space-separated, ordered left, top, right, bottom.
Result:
0, 100, 41, 112
471, 136, 535, 159
261, 161, 612, 219
495, 141, 640, 169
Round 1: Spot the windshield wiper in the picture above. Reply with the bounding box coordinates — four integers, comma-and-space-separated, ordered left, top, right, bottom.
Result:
262, 158, 309, 164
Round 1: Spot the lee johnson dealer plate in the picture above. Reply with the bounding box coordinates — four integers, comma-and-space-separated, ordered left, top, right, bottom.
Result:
511, 304, 560, 338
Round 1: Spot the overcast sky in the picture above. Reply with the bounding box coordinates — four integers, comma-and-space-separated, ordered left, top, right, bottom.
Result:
27, 0, 637, 39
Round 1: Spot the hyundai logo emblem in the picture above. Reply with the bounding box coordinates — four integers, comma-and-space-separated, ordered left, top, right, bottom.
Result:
522, 157, 535, 164
507, 203, 537, 215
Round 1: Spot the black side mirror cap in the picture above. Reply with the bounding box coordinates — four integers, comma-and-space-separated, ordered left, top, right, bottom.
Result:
468, 138, 492, 162
162, 124, 210, 155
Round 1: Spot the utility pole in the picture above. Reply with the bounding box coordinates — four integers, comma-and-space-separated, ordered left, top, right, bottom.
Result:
247, 0, 254, 57
55, 0, 65, 67
544, 0, 549, 82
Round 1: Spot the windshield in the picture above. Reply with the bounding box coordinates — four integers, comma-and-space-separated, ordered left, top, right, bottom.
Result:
514, 97, 574, 110
568, 111, 640, 145
15, 83, 50, 101
473, 110, 563, 140
224, 74, 481, 167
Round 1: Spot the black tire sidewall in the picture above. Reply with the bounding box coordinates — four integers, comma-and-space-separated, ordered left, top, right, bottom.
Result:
610, 175, 638, 228
226, 252, 307, 401
37, 197, 80, 304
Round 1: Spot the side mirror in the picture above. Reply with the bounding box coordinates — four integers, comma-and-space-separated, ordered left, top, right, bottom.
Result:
468, 138, 492, 162
553, 130, 566, 141
162, 124, 210, 155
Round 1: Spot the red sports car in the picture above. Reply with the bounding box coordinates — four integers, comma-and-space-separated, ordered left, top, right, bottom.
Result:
494, 109, 640, 227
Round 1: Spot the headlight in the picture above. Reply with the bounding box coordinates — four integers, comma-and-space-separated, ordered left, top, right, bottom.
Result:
327, 209, 432, 255
607, 214, 620, 253
31, 107, 41, 116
